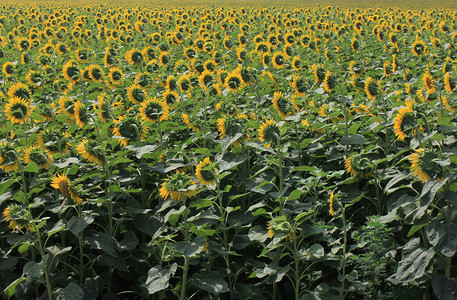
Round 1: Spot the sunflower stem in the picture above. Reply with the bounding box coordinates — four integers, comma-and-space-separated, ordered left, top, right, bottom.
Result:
77, 204, 85, 285
180, 206, 190, 300
33, 222, 53, 300
340, 206, 348, 300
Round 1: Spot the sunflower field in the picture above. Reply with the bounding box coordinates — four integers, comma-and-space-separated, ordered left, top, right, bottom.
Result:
1, 0, 457, 299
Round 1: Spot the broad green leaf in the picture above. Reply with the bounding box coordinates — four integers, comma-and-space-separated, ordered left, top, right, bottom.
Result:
143, 264, 178, 295
432, 273, 457, 300
308, 244, 324, 258
426, 220, 457, 257
4, 277, 25, 298
174, 236, 206, 257
55, 282, 84, 300
248, 225, 268, 243
392, 247, 434, 284
67, 215, 94, 237
191, 271, 229, 295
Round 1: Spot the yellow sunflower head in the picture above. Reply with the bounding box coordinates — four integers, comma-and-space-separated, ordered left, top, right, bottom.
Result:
195, 157, 218, 186
409, 148, 444, 183
259, 118, 280, 148
0, 141, 19, 173
139, 97, 169, 123
393, 105, 415, 141
76, 138, 104, 166
23, 145, 53, 169
4, 97, 34, 125
2, 204, 32, 232
50, 173, 83, 204
345, 155, 372, 178
159, 171, 197, 201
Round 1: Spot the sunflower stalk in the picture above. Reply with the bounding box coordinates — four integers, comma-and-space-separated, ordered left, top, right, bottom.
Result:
32, 221, 53, 300
339, 205, 348, 300
179, 206, 190, 300
77, 204, 85, 285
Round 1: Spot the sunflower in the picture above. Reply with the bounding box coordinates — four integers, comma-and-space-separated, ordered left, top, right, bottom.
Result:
216, 114, 249, 146
224, 71, 244, 92
50, 173, 83, 204
88, 65, 104, 82
3, 62, 15, 77
159, 171, 197, 201
4, 97, 34, 125
0, 141, 19, 173
178, 73, 192, 93
112, 115, 148, 147
62, 60, 80, 84
125, 49, 143, 65
74, 100, 90, 128
312, 64, 326, 84
364, 77, 378, 100
94, 93, 112, 123
393, 105, 415, 141
7, 82, 31, 100
58, 96, 76, 120
412, 39, 426, 56
182, 113, 201, 132
272, 52, 286, 69
409, 148, 444, 183
76, 138, 104, 166
36, 128, 70, 155
158, 52, 169, 66
26, 70, 44, 89
291, 74, 306, 96
272, 91, 298, 119
267, 216, 295, 242
23, 145, 53, 169
423, 72, 435, 94
195, 157, 217, 186
351, 36, 359, 51
127, 84, 147, 104
323, 71, 336, 93
259, 118, 280, 148
345, 155, 372, 178
2, 204, 31, 232
162, 90, 179, 105
139, 97, 169, 123
329, 190, 336, 216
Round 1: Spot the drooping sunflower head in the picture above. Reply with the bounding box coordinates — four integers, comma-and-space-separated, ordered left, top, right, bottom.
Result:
62, 59, 80, 83
364, 76, 379, 100
74, 100, 90, 128
272, 91, 297, 119
76, 138, 104, 166
259, 118, 280, 148
267, 216, 294, 242
94, 93, 112, 123
127, 84, 147, 104
224, 71, 244, 92
0, 141, 19, 173
272, 52, 286, 69
422, 72, 435, 94
312, 64, 326, 84
36, 128, 70, 154
4, 97, 34, 125
50, 173, 83, 204
3, 62, 15, 77
199, 70, 214, 91
393, 105, 415, 141
112, 115, 148, 147
125, 48, 143, 65
412, 39, 426, 56
159, 171, 197, 201
139, 97, 169, 123
7, 82, 31, 100
26, 70, 44, 89
162, 90, 179, 106
216, 114, 249, 146
323, 71, 337, 93
195, 157, 218, 186
2, 204, 32, 232
108, 67, 123, 85
23, 145, 53, 169
88, 65, 104, 82
292, 74, 307, 96
182, 113, 201, 132
409, 148, 444, 183
345, 154, 372, 178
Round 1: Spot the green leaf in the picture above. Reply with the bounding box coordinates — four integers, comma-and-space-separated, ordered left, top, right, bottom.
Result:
24, 162, 39, 173
0, 257, 18, 270
408, 223, 428, 238
143, 264, 178, 294
23, 260, 44, 280
217, 152, 249, 172
54, 157, 79, 168
340, 134, 365, 145
55, 282, 84, 300
248, 225, 268, 243
190, 223, 216, 236
221, 132, 243, 152
432, 273, 457, 300
191, 271, 229, 295
67, 215, 94, 237
164, 206, 185, 226
292, 166, 318, 172
87, 233, 117, 256
426, 220, 457, 257
392, 247, 434, 284
287, 189, 302, 201
117, 232, 139, 251
4, 277, 25, 298
174, 236, 206, 257
308, 244, 324, 258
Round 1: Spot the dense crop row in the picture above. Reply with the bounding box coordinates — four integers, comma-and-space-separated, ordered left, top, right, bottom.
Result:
0, 2, 457, 299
